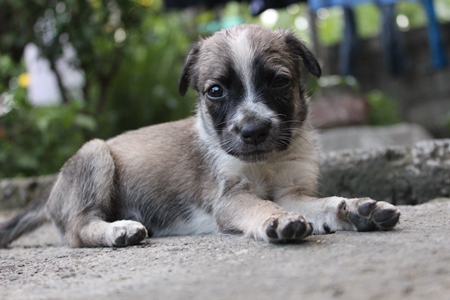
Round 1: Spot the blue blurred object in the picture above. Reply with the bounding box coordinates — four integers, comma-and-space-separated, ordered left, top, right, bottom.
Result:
249, 0, 306, 15
309, 0, 448, 72
339, 7, 359, 75
164, 0, 235, 9
309, 0, 395, 11
379, 3, 410, 75
421, 0, 448, 68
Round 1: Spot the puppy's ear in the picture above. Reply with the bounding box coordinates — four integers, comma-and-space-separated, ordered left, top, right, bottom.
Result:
284, 31, 322, 78
178, 41, 201, 96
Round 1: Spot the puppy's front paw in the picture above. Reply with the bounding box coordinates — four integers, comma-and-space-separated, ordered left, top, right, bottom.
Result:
107, 220, 148, 247
341, 198, 400, 231
263, 213, 313, 243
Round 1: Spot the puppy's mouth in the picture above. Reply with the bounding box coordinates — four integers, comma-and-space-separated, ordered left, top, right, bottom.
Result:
224, 147, 274, 163
220, 130, 291, 163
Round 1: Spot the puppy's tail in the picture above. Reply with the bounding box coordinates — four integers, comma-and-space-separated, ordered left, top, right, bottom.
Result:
0, 191, 50, 248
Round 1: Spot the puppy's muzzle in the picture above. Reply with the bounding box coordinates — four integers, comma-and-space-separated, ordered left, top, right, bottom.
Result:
239, 121, 272, 146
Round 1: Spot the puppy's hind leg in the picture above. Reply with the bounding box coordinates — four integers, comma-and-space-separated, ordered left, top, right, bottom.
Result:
47, 139, 147, 247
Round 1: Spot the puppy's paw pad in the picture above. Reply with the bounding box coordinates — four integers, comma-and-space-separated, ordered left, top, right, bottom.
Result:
372, 202, 400, 230
265, 219, 279, 239
263, 213, 312, 243
108, 220, 148, 247
348, 199, 400, 231
357, 199, 377, 216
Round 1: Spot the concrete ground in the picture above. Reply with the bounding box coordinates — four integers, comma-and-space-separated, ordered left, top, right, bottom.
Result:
1, 199, 449, 300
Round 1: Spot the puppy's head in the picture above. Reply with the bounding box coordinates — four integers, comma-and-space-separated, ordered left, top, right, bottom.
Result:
179, 24, 321, 162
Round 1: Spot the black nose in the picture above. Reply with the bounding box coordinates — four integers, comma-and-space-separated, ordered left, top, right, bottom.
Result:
240, 123, 271, 145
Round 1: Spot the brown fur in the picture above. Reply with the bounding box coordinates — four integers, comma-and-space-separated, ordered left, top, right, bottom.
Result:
0, 25, 399, 248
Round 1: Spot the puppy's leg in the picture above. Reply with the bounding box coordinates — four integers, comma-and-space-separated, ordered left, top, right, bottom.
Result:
47, 139, 147, 247
276, 195, 400, 234
214, 193, 313, 242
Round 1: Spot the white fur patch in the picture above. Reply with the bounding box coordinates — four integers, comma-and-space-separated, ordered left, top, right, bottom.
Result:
229, 28, 254, 97
153, 206, 218, 237
196, 110, 222, 148
105, 220, 148, 246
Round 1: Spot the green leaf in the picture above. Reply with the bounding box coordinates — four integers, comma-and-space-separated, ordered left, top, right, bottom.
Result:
74, 114, 97, 131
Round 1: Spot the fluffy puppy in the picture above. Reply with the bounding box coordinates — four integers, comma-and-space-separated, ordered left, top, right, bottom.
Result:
0, 24, 400, 248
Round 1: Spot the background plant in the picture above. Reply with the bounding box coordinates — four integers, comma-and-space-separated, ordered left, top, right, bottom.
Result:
366, 90, 402, 126
0, 92, 96, 178
0, 0, 199, 178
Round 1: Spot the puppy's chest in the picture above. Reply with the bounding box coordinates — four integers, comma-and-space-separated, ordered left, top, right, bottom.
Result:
220, 160, 304, 199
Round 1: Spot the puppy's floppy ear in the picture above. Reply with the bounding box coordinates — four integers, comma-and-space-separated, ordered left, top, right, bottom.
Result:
284, 31, 322, 78
178, 41, 201, 96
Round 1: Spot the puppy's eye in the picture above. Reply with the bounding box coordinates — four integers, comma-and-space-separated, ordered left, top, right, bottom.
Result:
273, 76, 291, 88
206, 85, 226, 100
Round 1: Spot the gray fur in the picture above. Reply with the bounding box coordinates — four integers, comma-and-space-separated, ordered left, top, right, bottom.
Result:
0, 25, 400, 248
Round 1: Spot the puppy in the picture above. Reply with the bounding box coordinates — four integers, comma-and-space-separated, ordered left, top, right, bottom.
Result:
0, 24, 400, 248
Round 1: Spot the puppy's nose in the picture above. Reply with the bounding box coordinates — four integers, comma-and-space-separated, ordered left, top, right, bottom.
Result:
240, 123, 271, 145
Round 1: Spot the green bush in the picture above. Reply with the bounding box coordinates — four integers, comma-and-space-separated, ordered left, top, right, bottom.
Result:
366, 90, 402, 126
0, 89, 96, 178
0, 1, 199, 178
101, 12, 197, 137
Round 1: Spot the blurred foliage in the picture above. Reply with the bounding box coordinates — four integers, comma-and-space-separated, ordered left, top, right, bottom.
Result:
104, 12, 197, 134
0, 0, 201, 178
0, 88, 96, 178
0, 55, 18, 94
318, 75, 359, 90
436, 0, 450, 21
1, 49, 95, 178
366, 90, 402, 126
316, 0, 449, 45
